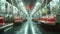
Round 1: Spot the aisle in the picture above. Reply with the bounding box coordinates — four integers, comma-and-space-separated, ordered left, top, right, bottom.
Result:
13, 16, 42, 34
13, 16, 60, 34
13, 21, 29, 34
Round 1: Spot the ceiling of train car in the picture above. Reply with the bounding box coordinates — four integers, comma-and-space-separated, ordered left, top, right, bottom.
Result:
6, 0, 52, 15
22, 0, 36, 6
6, 0, 52, 8
6, 0, 36, 8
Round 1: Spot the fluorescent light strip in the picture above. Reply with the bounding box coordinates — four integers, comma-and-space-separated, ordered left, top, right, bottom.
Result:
15, 0, 28, 16
20, 2, 24, 7
31, 7, 36, 16
31, 2, 41, 16
19, 2, 28, 16
23, 7, 28, 15
35, 2, 40, 7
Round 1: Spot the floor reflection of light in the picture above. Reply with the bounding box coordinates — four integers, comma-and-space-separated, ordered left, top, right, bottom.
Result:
15, 16, 42, 34
31, 22, 36, 34
29, 17, 36, 34
30, 21, 42, 34
24, 22, 29, 34
15, 22, 29, 34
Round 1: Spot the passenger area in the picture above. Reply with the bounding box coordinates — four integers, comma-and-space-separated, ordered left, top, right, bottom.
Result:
0, 0, 60, 34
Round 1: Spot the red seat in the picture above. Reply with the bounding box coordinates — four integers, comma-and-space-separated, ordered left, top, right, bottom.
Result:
0, 17, 4, 25
39, 17, 47, 21
0, 19, 3, 23
46, 16, 56, 23
38, 16, 56, 24
15, 18, 23, 20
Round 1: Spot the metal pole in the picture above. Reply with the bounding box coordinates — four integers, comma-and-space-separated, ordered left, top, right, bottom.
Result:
46, 0, 48, 17
0, 0, 1, 14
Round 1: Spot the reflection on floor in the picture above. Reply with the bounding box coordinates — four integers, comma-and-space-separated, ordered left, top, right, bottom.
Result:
13, 21, 60, 34
13, 22, 29, 34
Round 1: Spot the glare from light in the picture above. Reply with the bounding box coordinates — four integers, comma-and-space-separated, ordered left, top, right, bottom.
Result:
13, 6, 18, 14
20, 2, 24, 7
1, 0, 6, 2
35, 2, 40, 7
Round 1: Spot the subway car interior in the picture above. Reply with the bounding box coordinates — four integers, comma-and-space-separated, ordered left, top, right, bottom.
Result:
0, 0, 60, 34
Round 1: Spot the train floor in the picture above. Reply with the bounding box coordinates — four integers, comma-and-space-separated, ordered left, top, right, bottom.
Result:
13, 20, 60, 34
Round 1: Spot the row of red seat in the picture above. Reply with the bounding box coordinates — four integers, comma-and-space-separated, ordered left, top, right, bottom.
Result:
14, 17, 27, 22
15, 18, 25, 20
39, 16, 56, 23
0, 17, 27, 26
32, 16, 56, 24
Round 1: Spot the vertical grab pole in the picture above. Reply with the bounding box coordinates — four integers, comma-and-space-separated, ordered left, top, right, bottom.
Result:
0, 0, 1, 15
11, 0, 14, 23
39, 10, 42, 18
45, 0, 48, 17
50, 1, 54, 16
